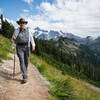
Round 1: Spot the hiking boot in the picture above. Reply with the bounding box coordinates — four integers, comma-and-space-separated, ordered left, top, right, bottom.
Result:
21, 78, 27, 84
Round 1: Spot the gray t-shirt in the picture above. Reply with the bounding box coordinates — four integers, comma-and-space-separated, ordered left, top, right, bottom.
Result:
12, 27, 35, 47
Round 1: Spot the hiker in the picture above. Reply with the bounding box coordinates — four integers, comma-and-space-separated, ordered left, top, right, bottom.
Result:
12, 18, 35, 84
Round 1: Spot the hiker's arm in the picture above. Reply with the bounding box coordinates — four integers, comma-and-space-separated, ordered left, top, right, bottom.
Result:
29, 30, 35, 51
13, 28, 19, 40
30, 34, 35, 51
12, 28, 19, 48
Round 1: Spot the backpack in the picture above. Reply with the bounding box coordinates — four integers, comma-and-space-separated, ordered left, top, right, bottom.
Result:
15, 27, 29, 44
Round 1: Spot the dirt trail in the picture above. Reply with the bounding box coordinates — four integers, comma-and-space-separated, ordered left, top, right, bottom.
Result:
0, 53, 49, 100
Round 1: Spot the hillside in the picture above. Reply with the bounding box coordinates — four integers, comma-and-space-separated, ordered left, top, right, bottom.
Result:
0, 35, 12, 62
33, 37, 100, 86
30, 53, 100, 100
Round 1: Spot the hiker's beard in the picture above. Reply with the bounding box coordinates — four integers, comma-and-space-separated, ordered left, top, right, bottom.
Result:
20, 25, 25, 30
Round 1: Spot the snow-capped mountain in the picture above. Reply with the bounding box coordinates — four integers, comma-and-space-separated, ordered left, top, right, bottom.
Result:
33, 27, 99, 44
33, 27, 100, 55
34, 27, 62, 40
33, 27, 82, 40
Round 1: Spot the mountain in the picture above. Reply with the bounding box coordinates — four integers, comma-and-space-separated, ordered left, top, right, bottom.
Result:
33, 27, 82, 40
50, 37, 100, 66
60, 31, 82, 41
35, 36, 100, 69
33, 27, 100, 55
78, 36, 100, 55
50, 36, 80, 56
34, 27, 61, 40
67, 35, 100, 55
87, 36, 100, 55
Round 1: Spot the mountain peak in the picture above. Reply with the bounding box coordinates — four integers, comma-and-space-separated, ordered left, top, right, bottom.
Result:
34, 27, 48, 33
33, 27, 83, 41
95, 36, 100, 43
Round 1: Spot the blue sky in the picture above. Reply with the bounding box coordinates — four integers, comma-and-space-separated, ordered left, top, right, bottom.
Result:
0, 0, 100, 38
0, 0, 52, 20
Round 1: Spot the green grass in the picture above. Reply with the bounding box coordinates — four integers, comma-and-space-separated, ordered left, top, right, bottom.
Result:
37, 52, 100, 88
0, 34, 13, 63
30, 54, 100, 100
65, 75, 100, 100
30, 54, 75, 100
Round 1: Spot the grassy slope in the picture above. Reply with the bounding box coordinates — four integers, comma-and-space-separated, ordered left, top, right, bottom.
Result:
30, 54, 100, 100
0, 34, 13, 64
66, 75, 100, 100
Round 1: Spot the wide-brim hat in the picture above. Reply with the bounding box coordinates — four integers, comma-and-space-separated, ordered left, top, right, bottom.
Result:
16, 18, 28, 25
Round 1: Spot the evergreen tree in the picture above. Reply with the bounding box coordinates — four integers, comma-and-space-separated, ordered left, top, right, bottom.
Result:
1, 19, 14, 39
0, 14, 14, 39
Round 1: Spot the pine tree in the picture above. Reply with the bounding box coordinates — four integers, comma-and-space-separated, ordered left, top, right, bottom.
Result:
1, 17, 14, 39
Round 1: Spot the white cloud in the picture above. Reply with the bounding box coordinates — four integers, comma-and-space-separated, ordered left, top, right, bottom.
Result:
20, 0, 100, 38
23, 9, 30, 13
23, 0, 34, 8
24, 0, 34, 4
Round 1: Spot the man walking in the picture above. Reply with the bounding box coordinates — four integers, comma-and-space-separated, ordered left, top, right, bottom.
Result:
12, 18, 35, 84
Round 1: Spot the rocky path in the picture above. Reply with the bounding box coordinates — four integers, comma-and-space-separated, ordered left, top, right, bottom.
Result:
0, 53, 49, 100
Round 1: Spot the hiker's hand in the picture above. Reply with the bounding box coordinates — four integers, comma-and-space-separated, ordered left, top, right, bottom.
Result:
12, 46, 15, 51
13, 35, 16, 41
32, 46, 35, 51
